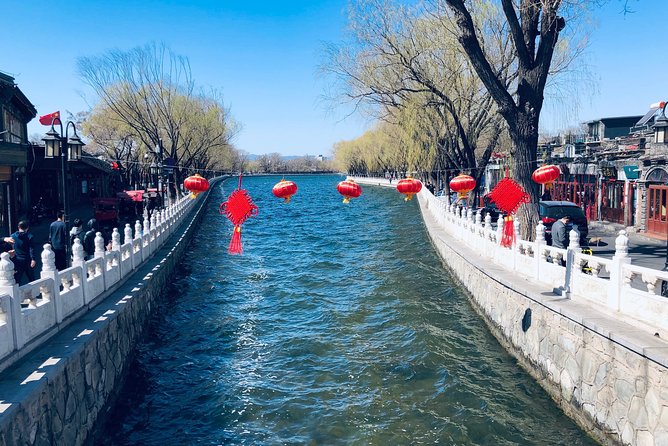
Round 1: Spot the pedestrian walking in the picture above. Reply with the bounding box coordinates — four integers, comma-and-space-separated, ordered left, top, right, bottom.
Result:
11, 221, 36, 285
69, 218, 84, 246
49, 210, 68, 270
551, 215, 571, 249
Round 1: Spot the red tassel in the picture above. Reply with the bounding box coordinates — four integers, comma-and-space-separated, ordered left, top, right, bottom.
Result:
501, 216, 515, 248
228, 225, 243, 255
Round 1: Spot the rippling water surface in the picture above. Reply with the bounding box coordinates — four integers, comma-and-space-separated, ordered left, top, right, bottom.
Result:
101, 175, 595, 445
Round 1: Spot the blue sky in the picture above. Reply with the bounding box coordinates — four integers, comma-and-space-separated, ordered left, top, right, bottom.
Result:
2, 0, 665, 155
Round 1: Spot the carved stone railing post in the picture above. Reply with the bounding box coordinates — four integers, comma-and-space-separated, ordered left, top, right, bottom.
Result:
112, 228, 121, 252
535, 222, 546, 278
124, 224, 133, 245
0, 252, 23, 349
562, 229, 581, 298
135, 220, 143, 240
94, 232, 105, 259
72, 239, 85, 268
496, 215, 504, 246
608, 230, 630, 311
40, 244, 56, 277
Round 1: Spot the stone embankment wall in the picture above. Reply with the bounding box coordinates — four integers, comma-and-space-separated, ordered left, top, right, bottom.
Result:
415, 193, 668, 446
352, 176, 668, 446
0, 184, 215, 446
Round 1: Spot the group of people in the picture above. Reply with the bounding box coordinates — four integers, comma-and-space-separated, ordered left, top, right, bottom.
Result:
1, 213, 110, 285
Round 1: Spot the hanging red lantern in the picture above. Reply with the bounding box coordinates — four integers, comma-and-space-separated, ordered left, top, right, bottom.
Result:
337, 179, 362, 204
449, 174, 476, 201
396, 177, 422, 201
272, 179, 298, 203
183, 174, 210, 199
532, 165, 561, 189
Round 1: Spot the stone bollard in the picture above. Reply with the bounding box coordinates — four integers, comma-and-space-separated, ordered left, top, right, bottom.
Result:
143, 215, 150, 235
94, 232, 105, 259
513, 218, 521, 245
112, 228, 121, 252
124, 224, 133, 245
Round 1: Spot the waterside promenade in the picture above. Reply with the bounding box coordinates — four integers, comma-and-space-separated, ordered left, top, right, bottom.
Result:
0, 183, 213, 445
353, 176, 668, 446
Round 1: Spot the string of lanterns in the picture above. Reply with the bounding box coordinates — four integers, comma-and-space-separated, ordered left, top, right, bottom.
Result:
181, 163, 562, 255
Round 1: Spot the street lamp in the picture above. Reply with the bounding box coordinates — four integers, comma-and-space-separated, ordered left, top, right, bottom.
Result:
42, 119, 84, 267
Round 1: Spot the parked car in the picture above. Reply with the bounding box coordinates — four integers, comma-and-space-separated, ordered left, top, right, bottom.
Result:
540, 200, 589, 245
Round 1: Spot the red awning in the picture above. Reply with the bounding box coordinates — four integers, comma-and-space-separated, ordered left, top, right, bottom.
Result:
117, 190, 145, 202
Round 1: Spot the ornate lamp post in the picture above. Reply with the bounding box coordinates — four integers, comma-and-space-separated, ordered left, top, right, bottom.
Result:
42, 119, 84, 267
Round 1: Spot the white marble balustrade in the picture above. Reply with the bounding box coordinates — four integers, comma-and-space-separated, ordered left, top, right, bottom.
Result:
0, 193, 199, 366
416, 187, 668, 335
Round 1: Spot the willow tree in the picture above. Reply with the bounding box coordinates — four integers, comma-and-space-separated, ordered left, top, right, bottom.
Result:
437, 0, 582, 236
77, 43, 239, 193
324, 0, 511, 186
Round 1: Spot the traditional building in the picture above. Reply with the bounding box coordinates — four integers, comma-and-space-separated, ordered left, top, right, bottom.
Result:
0, 71, 37, 235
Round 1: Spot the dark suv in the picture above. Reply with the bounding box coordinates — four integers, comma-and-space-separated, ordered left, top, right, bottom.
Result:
540, 201, 589, 245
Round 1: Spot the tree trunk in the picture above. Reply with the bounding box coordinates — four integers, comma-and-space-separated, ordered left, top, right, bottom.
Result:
509, 107, 540, 241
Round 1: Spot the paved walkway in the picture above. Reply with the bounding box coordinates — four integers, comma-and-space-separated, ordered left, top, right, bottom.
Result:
587, 221, 667, 271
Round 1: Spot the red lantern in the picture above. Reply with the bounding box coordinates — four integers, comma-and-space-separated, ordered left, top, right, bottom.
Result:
396, 177, 422, 201
183, 174, 210, 199
272, 179, 298, 203
337, 179, 362, 204
449, 174, 476, 201
532, 165, 561, 189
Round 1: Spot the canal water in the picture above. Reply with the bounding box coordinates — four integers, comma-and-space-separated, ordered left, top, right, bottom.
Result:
101, 175, 595, 445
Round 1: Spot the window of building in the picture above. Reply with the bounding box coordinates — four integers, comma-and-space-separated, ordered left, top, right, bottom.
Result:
3, 109, 25, 144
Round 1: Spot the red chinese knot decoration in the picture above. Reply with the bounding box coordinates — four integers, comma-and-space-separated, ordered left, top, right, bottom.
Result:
272, 179, 298, 203
337, 179, 362, 204
531, 165, 560, 189
396, 177, 422, 201
184, 174, 210, 199
220, 177, 258, 255
487, 177, 530, 248
449, 174, 476, 202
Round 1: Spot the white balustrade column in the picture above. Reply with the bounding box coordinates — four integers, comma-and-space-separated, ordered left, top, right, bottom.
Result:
562, 229, 581, 298
72, 239, 85, 268
0, 252, 23, 349
608, 230, 630, 311
112, 228, 121, 252
496, 215, 504, 246
124, 224, 133, 245
535, 221, 546, 279
135, 220, 143, 239
94, 232, 106, 259
40, 244, 64, 323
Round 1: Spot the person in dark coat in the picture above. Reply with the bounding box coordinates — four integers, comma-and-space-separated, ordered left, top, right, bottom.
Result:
69, 218, 84, 246
49, 210, 67, 270
551, 215, 571, 249
11, 221, 36, 284
83, 219, 110, 260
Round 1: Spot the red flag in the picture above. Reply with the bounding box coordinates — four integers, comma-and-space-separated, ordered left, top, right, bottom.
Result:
39, 111, 61, 126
